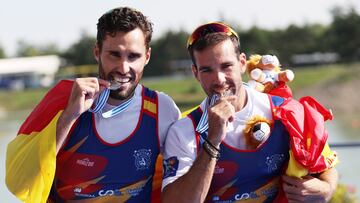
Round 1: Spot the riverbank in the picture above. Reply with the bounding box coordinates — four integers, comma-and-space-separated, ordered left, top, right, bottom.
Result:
293, 64, 360, 133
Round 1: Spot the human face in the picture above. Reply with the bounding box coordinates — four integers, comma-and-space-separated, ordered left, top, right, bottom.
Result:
94, 28, 151, 101
192, 39, 246, 108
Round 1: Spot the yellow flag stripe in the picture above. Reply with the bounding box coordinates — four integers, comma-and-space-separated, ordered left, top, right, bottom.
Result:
144, 100, 157, 114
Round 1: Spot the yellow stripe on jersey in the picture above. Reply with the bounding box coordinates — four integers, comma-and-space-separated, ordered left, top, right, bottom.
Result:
181, 106, 199, 118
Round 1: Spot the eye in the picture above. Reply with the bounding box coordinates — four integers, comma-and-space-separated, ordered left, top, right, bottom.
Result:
128, 53, 141, 61
109, 51, 120, 58
198, 67, 212, 73
221, 63, 233, 72
222, 62, 232, 69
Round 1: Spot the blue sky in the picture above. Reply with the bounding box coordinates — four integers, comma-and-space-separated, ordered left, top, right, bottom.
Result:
0, 0, 359, 56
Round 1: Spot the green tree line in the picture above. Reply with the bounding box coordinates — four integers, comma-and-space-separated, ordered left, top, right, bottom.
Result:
0, 6, 359, 76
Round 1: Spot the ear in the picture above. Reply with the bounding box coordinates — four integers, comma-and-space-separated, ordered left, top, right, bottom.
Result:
239, 53, 247, 74
93, 44, 100, 63
145, 47, 151, 65
191, 64, 200, 82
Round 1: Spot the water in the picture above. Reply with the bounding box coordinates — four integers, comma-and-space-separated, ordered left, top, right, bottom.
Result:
326, 121, 360, 198
0, 120, 22, 203
0, 115, 359, 202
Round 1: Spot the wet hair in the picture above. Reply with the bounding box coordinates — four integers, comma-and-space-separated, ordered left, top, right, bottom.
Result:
96, 7, 153, 50
188, 33, 241, 67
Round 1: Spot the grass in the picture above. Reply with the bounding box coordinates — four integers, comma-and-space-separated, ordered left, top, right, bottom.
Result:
0, 88, 48, 112
0, 63, 359, 112
142, 77, 205, 111
290, 64, 348, 91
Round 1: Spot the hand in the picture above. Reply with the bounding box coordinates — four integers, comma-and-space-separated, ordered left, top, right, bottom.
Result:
63, 77, 110, 120
207, 96, 236, 147
282, 175, 331, 203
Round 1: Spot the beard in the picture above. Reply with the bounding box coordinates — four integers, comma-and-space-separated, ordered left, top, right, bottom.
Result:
98, 60, 140, 101
206, 81, 236, 97
109, 85, 137, 100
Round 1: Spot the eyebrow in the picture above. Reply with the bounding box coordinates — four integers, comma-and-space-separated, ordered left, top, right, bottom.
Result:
198, 65, 211, 71
221, 61, 233, 67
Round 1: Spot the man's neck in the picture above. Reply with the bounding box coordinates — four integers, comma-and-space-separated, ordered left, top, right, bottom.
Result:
234, 87, 247, 112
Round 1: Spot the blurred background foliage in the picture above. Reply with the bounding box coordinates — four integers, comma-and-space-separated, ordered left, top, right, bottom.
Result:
0, 6, 359, 73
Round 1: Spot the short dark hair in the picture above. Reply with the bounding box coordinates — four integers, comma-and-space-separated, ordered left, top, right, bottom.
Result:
188, 28, 240, 67
96, 7, 153, 50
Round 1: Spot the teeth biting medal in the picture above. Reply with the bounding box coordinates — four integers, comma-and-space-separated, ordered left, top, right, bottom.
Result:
109, 79, 121, 90
108, 76, 121, 90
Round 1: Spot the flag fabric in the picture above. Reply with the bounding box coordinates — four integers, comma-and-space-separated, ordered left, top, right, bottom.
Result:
268, 82, 293, 99
274, 96, 337, 174
273, 96, 338, 203
6, 80, 72, 203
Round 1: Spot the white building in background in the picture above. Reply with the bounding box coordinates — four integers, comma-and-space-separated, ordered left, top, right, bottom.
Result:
291, 52, 340, 66
0, 55, 62, 90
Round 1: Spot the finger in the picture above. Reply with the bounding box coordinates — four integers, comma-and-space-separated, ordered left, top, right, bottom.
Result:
227, 106, 235, 122
282, 175, 303, 186
74, 78, 99, 92
223, 95, 237, 102
286, 193, 305, 203
283, 182, 300, 195
301, 175, 314, 180
87, 78, 101, 91
83, 87, 97, 99
80, 78, 103, 97
98, 78, 111, 89
218, 100, 235, 118
215, 96, 236, 106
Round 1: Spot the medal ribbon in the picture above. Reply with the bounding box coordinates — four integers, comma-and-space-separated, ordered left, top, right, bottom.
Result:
88, 88, 134, 118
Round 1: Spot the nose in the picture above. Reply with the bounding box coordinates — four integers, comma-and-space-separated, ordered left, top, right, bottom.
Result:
118, 60, 130, 74
214, 71, 226, 85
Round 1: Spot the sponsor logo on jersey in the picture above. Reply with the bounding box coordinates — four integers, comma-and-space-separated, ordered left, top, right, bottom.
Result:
214, 165, 225, 174
76, 158, 95, 167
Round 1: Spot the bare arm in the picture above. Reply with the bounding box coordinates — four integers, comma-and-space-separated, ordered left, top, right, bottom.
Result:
318, 168, 338, 201
56, 108, 80, 154
56, 78, 109, 154
162, 149, 217, 203
162, 96, 236, 203
282, 167, 338, 203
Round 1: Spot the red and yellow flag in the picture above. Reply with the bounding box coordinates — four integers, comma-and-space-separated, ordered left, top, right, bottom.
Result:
6, 80, 164, 203
6, 80, 72, 203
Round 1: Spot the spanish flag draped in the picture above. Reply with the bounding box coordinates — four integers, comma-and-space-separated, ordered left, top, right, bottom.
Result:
6, 80, 72, 203
273, 96, 338, 202
5, 80, 164, 203
274, 96, 338, 175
